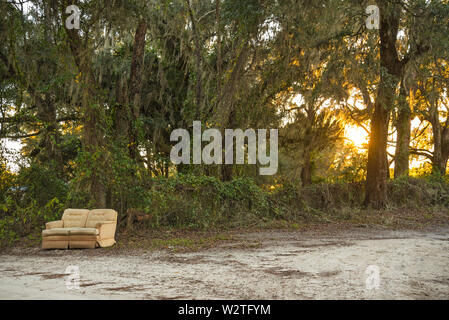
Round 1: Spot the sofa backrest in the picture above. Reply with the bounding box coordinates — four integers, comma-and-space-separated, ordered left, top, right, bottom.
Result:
85, 209, 118, 228
62, 209, 90, 228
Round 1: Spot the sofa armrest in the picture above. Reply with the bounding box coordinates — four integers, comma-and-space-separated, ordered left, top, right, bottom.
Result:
46, 220, 63, 229
96, 221, 116, 239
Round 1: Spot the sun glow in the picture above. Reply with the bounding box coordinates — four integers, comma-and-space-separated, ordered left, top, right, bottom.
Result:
344, 125, 369, 149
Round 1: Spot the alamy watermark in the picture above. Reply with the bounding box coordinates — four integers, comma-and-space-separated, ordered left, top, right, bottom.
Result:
366, 5, 380, 30
365, 265, 380, 290
65, 265, 80, 290
65, 5, 80, 30
63, 5, 378, 33
170, 121, 278, 175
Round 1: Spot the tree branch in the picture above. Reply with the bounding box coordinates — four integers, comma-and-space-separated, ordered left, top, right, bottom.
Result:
409, 147, 434, 160
1, 131, 41, 139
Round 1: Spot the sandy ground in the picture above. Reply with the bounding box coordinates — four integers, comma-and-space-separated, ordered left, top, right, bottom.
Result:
1, 226, 449, 300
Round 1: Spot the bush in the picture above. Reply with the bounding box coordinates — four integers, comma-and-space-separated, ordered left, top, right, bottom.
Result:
0, 161, 68, 247
146, 174, 269, 229
0, 158, 14, 203
0, 197, 65, 247
269, 178, 449, 219
1, 164, 449, 246
268, 181, 364, 221
387, 177, 449, 208
14, 163, 68, 207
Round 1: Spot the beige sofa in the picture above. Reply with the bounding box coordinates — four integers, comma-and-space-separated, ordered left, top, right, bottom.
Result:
42, 209, 117, 249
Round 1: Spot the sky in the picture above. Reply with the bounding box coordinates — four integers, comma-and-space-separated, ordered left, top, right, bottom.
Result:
1, 138, 22, 172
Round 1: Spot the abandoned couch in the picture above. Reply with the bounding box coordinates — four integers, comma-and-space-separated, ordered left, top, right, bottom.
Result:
42, 209, 117, 249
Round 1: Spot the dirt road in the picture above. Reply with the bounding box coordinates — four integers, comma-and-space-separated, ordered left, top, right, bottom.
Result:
1, 226, 449, 299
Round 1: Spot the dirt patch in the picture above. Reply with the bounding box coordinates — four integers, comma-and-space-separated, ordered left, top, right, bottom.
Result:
79, 281, 112, 288
17, 272, 44, 276
263, 267, 311, 277
105, 285, 146, 292
293, 241, 353, 248
274, 253, 297, 257
151, 295, 189, 300
431, 278, 449, 285
10, 271, 66, 279
158, 255, 207, 264
1, 226, 449, 299
40, 274, 66, 280
317, 270, 341, 277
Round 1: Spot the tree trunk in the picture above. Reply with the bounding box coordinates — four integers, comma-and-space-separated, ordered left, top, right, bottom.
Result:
431, 116, 443, 175
114, 77, 129, 142
26, 3, 63, 170
430, 103, 449, 175
394, 81, 411, 178
128, 19, 147, 160
365, 1, 403, 208
441, 155, 449, 176
220, 106, 238, 182
386, 154, 391, 180
442, 127, 449, 175
65, 12, 107, 208
82, 92, 107, 208
185, 0, 203, 119
301, 150, 312, 186
365, 97, 391, 208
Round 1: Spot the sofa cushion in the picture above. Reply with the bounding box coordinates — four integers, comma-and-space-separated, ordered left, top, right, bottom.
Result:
42, 228, 70, 236
62, 209, 90, 228
67, 227, 99, 235
46, 220, 63, 229
85, 209, 117, 228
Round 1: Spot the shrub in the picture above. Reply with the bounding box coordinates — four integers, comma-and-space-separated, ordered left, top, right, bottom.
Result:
145, 174, 269, 229
14, 163, 68, 207
0, 197, 65, 247
387, 177, 449, 208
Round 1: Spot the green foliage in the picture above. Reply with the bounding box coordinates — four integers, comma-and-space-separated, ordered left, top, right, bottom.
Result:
269, 177, 449, 221
327, 144, 368, 183
0, 196, 65, 247
268, 180, 364, 221
222, 0, 264, 34
1, 0, 449, 247
1, 164, 449, 246
14, 163, 68, 207
0, 160, 68, 246
0, 158, 14, 203
147, 174, 269, 229
107, 142, 151, 211
387, 176, 449, 208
